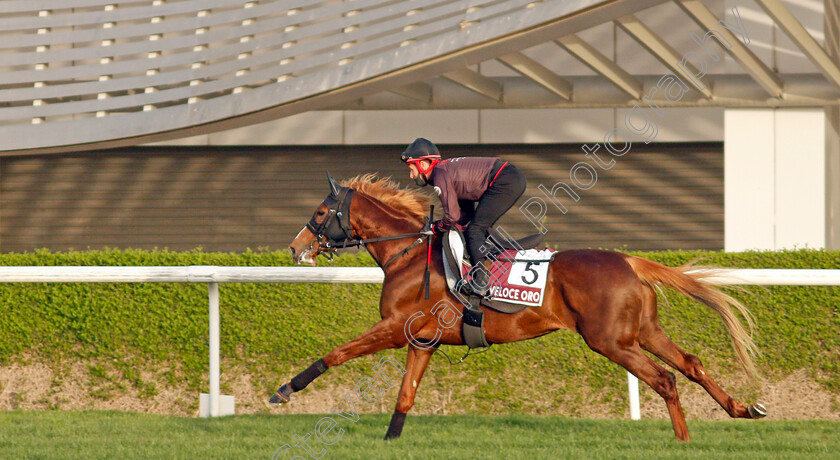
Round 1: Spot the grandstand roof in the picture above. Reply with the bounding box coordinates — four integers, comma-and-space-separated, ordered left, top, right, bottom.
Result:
1, 0, 837, 154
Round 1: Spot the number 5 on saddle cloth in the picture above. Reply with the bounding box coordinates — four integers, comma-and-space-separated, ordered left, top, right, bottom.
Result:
441, 227, 555, 348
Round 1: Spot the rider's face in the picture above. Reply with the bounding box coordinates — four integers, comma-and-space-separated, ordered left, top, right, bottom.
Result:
407, 160, 430, 179
408, 163, 419, 179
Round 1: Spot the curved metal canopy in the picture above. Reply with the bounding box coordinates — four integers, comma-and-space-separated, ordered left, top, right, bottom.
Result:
0, 0, 838, 154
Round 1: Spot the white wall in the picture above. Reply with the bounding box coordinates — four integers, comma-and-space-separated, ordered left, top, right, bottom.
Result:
724, 108, 835, 251
724, 109, 776, 250
774, 110, 827, 249
149, 107, 725, 146
344, 111, 479, 144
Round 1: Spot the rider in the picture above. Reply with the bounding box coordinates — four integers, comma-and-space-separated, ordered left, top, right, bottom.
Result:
401, 138, 527, 295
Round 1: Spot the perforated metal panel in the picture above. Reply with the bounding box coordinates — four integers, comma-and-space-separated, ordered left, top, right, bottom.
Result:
1, 0, 649, 153
0, 143, 722, 252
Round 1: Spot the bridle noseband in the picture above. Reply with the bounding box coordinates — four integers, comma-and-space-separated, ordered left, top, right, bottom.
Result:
305, 187, 427, 267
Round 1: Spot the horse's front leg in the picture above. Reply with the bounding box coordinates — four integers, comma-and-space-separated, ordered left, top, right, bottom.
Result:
269, 318, 406, 404
385, 344, 436, 440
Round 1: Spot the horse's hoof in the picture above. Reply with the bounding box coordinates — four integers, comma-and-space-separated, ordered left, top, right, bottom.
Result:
269, 392, 287, 405
269, 384, 292, 405
748, 403, 767, 419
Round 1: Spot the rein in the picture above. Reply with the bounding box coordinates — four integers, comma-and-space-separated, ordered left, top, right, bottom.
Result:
347, 233, 428, 269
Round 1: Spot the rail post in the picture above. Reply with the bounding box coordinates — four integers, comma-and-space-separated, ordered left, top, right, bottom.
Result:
208, 282, 220, 417
628, 373, 640, 420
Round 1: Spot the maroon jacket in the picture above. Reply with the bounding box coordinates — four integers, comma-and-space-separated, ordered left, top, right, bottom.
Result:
428, 157, 501, 231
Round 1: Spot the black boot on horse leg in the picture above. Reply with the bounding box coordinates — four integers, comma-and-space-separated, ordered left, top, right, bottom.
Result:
270, 318, 406, 405
270, 359, 329, 404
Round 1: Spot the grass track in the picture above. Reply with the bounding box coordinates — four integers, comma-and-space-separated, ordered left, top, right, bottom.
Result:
1, 412, 838, 459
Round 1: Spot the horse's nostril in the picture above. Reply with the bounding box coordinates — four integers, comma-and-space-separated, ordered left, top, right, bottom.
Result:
289, 247, 296, 257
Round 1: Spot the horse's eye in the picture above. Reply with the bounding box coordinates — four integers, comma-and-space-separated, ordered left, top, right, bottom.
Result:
316, 211, 325, 217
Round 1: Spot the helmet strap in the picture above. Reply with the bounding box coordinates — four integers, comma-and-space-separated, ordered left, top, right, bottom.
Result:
415, 159, 439, 175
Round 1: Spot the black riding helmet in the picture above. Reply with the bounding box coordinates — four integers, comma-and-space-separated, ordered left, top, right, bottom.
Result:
400, 138, 441, 164
401, 138, 441, 186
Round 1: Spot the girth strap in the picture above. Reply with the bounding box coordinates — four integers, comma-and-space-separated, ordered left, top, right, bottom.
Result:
462, 296, 490, 348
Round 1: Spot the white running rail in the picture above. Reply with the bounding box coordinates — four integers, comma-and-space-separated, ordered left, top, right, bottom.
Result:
0, 266, 837, 418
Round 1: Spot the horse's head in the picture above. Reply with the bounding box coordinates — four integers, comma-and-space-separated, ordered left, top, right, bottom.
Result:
289, 172, 357, 265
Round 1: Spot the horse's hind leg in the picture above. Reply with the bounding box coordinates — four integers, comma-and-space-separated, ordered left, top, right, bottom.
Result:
638, 288, 766, 419
638, 320, 765, 419
583, 333, 691, 441
614, 348, 690, 441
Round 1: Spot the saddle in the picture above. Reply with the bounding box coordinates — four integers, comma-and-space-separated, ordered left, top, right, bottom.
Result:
441, 227, 555, 348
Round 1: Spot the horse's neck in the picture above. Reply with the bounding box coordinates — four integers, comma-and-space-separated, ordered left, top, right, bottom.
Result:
351, 194, 423, 269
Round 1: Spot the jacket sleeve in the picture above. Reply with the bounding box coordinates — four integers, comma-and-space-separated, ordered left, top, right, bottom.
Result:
434, 171, 461, 231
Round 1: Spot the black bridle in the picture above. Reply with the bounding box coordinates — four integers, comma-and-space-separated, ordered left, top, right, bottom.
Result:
306, 187, 357, 256
306, 185, 428, 268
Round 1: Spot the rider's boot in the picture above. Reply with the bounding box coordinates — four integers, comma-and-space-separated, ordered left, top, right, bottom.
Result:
462, 259, 492, 348
469, 259, 492, 297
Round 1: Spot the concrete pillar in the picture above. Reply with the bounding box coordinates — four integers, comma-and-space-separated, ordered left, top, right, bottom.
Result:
725, 108, 838, 251
724, 109, 775, 251
774, 109, 827, 249
827, 106, 840, 250
826, 0, 840, 250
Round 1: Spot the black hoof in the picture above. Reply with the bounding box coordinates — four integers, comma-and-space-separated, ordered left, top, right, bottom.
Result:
269, 384, 292, 405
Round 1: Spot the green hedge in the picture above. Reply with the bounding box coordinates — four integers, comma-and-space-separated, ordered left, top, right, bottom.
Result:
0, 248, 838, 414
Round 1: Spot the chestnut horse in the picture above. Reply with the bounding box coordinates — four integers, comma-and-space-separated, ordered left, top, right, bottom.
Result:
273, 174, 766, 442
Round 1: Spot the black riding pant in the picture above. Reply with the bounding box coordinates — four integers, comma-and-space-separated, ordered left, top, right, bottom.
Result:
465, 163, 527, 266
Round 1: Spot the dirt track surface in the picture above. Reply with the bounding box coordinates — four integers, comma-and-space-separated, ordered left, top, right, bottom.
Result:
1, 361, 837, 420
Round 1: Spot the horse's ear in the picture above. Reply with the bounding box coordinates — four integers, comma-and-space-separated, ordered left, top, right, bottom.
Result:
326, 171, 340, 196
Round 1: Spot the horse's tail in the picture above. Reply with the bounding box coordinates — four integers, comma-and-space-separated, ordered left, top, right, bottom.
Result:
625, 256, 760, 380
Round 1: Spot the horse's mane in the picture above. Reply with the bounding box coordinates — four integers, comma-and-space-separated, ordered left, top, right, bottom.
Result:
340, 174, 433, 222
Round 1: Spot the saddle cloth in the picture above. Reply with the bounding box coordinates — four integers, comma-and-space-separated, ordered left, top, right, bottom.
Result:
478, 249, 554, 307
443, 230, 555, 308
